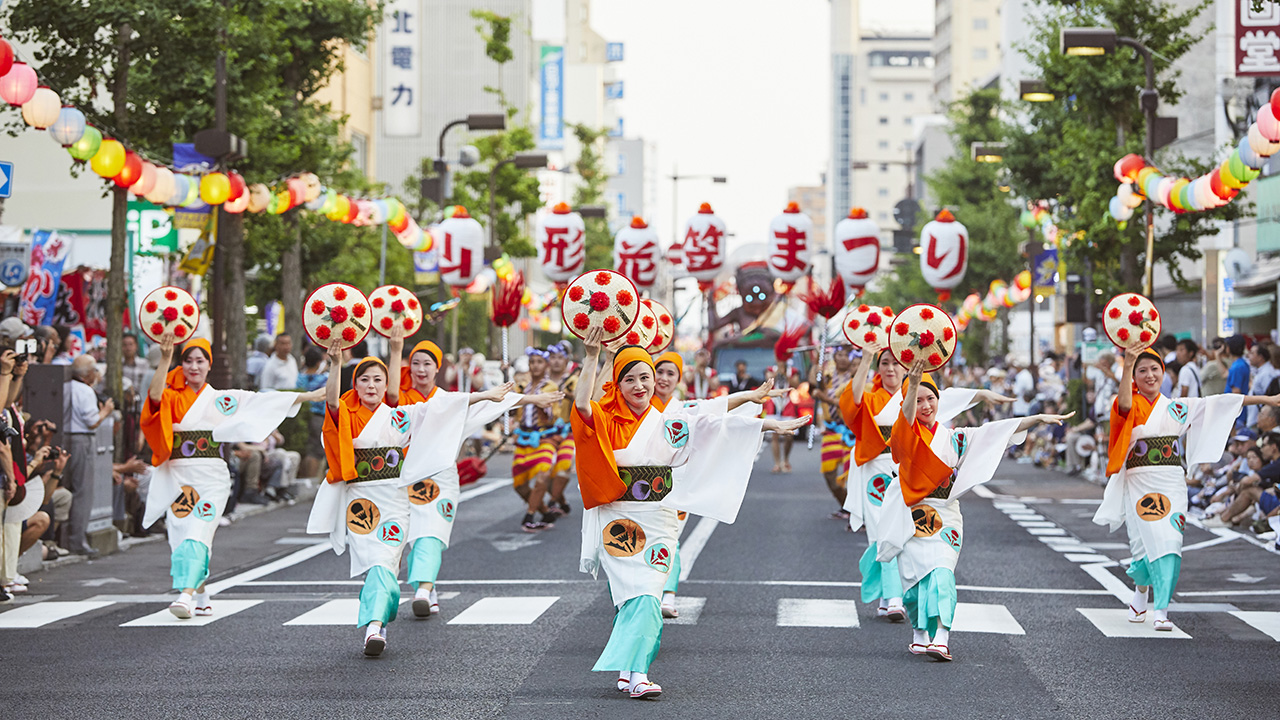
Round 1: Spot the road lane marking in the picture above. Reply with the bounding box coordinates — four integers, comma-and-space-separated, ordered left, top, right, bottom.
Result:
1180, 535, 1240, 552
1027, 527, 1067, 536
122, 600, 263, 627
952, 603, 1025, 635
776, 598, 859, 628
1228, 611, 1280, 641
1178, 589, 1280, 597
448, 596, 559, 625
284, 598, 410, 626
459, 479, 509, 502
1080, 563, 1131, 603
0, 601, 114, 628
1077, 608, 1190, 638
663, 597, 706, 625
1064, 553, 1114, 563
205, 543, 332, 596
677, 516, 720, 582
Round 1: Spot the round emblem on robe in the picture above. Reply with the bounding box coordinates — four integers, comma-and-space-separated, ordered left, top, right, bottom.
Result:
346, 498, 380, 535
194, 500, 216, 522
171, 485, 199, 518
1170, 511, 1186, 534
941, 526, 962, 551
377, 520, 404, 547
1168, 401, 1189, 424
664, 419, 690, 448
391, 408, 411, 434
437, 498, 455, 522
602, 518, 646, 557
409, 479, 440, 505
215, 394, 239, 416
645, 543, 672, 573
911, 504, 943, 537
867, 474, 890, 507
1136, 492, 1171, 521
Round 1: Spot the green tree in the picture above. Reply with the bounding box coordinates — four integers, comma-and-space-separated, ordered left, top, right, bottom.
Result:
569, 123, 613, 270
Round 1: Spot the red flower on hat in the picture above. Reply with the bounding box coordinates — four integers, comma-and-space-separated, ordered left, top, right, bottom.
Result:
568, 286, 585, 302
1127, 295, 1140, 307
388, 287, 400, 297
402, 318, 414, 330
1148, 309, 1158, 321
918, 330, 936, 347
603, 316, 621, 334
144, 301, 158, 313
174, 326, 187, 339
864, 331, 877, 344
380, 317, 393, 330
342, 327, 357, 342
329, 306, 348, 324
1128, 311, 1144, 326
1108, 307, 1121, 320
594, 272, 612, 286
895, 322, 910, 336
1139, 330, 1152, 344
162, 307, 178, 322
311, 299, 326, 315
928, 353, 942, 366
391, 299, 405, 314
372, 297, 385, 309
883, 306, 893, 316
316, 326, 331, 340
849, 319, 861, 330
858, 304, 869, 313
1118, 328, 1130, 341
590, 292, 610, 312
900, 348, 915, 363
867, 313, 881, 326
182, 304, 195, 317
642, 316, 654, 329
150, 322, 164, 336
660, 314, 671, 325
164, 290, 177, 301
352, 303, 367, 319
944, 327, 955, 342
573, 313, 590, 330
920, 307, 934, 321
334, 286, 348, 301
627, 332, 640, 344
408, 299, 419, 310
616, 289, 634, 307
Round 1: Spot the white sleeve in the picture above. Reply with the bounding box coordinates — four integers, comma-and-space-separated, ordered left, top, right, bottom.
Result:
209, 390, 301, 442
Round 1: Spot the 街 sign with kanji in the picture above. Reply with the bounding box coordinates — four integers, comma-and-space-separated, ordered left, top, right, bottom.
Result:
384, 0, 421, 136
1237, 0, 1280, 76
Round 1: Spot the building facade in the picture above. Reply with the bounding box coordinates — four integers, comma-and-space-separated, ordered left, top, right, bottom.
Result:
933, 0, 1002, 106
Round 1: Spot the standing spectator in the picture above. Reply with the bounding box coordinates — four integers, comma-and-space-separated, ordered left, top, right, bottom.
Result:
1011, 358, 1036, 417
296, 346, 328, 480
1248, 343, 1280, 427
258, 333, 299, 391
726, 359, 759, 393
245, 335, 272, 388
1225, 336, 1251, 429
687, 348, 716, 399
1174, 339, 1201, 398
62, 355, 114, 557
33, 326, 59, 364
1158, 335, 1179, 396
120, 333, 152, 459
50, 326, 76, 365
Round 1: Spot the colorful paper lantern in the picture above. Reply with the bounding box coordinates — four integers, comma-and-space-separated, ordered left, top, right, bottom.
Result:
247, 183, 271, 213
679, 202, 728, 283
90, 138, 126, 178
613, 216, 661, 289
20, 85, 59, 128
145, 166, 175, 205
437, 205, 485, 287
834, 207, 880, 294
129, 161, 156, 197
0, 37, 13, 78
1261, 103, 1280, 142
1113, 153, 1144, 183
298, 172, 322, 202
199, 172, 231, 205
227, 172, 246, 202
166, 173, 191, 207
766, 201, 814, 283
48, 105, 86, 147
67, 124, 101, 162
535, 202, 587, 284
919, 209, 968, 302
0, 62, 37, 106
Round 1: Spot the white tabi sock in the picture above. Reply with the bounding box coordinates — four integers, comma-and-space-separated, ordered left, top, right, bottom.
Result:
932, 628, 950, 646
629, 672, 649, 689
1131, 586, 1149, 615
888, 597, 903, 608
618, 672, 632, 684
1153, 608, 1169, 623
364, 623, 381, 640
176, 591, 192, 606
912, 629, 929, 646
414, 586, 431, 601
194, 591, 210, 607
878, 598, 890, 610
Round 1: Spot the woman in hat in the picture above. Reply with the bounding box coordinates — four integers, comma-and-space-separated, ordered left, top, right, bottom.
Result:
1094, 346, 1279, 631
573, 330, 808, 699
313, 330, 559, 654
142, 333, 323, 620
509, 347, 564, 533
877, 359, 1071, 661
838, 350, 1005, 623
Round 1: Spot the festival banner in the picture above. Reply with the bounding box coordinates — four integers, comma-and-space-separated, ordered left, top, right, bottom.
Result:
53, 268, 86, 328
1236, 0, 1280, 76
19, 230, 70, 326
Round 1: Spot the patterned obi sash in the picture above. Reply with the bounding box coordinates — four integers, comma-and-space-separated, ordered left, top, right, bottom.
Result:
349, 446, 405, 483
171, 430, 223, 460
877, 425, 892, 454
1126, 435, 1183, 470
924, 474, 956, 501
617, 466, 674, 503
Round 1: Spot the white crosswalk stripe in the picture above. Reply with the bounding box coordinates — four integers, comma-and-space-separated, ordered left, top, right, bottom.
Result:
448, 596, 559, 625
1077, 608, 1191, 638
122, 600, 263, 627
951, 603, 1025, 635
284, 598, 410, 626
776, 598, 860, 628
663, 596, 706, 625
0, 601, 114, 628
1228, 610, 1280, 641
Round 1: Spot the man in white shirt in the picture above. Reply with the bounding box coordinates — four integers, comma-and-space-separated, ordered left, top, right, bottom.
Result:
62, 355, 113, 556
1247, 343, 1279, 426
1174, 339, 1201, 398
1011, 358, 1036, 417
258, 334, 298, 391
245, 334, 272, 387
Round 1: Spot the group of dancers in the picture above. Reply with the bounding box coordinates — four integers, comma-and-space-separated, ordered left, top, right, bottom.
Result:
133, 294, 1280, 697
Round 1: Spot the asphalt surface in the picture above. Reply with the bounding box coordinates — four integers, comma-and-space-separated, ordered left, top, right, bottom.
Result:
6, 445, 1280, 719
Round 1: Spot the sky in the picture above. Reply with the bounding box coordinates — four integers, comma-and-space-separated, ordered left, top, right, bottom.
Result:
588, 0, 935, 253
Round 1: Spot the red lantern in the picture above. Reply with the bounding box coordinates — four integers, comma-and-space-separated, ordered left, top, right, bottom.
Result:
766, 202, 814, 283
0, 36, 14, 77
113, 150, 144, 188
227, 172, 247, 202
613, 216, 661, 289
919, 209, 968, 303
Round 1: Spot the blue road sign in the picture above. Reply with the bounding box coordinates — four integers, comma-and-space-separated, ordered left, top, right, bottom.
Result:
0, 161, 12, 198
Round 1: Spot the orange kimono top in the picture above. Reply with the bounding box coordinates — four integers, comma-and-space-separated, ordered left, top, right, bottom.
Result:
840, 376, 897, 466
890, 413, 955, 506
570, 347, 658, 510
140, 339, 211, 466
1107, 392, 1156, 476
323, 357, 389, 484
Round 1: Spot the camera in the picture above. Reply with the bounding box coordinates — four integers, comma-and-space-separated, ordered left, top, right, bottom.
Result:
13, 338, 37, 358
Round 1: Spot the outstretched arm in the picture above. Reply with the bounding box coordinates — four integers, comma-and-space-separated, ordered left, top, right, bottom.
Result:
515, 390, 565, 408
470, 381, 515, 405
1241, 393, 1280, 408
575, 327, 604, 420
1015, 411, 1075, 433
762, 415, 811, 433
726, 378, 785, 411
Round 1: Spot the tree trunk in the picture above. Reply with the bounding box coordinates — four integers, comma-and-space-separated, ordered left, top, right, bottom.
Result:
1120, 244, 1141, 290
105, 24, 130, 426
282, 214, 304, 357
223, 211, 247, 386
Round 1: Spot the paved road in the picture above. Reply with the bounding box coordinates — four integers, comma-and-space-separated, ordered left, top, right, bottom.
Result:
5, 447, 1280, 718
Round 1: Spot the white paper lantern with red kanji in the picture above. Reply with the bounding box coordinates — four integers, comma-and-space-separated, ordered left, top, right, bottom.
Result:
613, 216, 661, 289
535, 202, 586, 284
919, 209, 969, 302
833, 207, 880, 295
680, 203, 727, 283
436, 205, 485, 288
766, 202, 813, 283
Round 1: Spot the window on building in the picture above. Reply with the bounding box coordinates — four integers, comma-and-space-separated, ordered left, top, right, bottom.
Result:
350, 131, 368, 174
878, 187, 889, 197
878, 211, 889, 221
879, 163, 889, 172
878, 140, 890, 150
904, 117, 912, 126
617, 154, 627, 175
860, 88, 866, 105
878, 116, 889, 125
879, 92, 889, 102
973, 47, 989, 60
974, 18, 988, 30
905, 92, 915, 102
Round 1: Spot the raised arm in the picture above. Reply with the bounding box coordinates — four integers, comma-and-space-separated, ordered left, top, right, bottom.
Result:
1015, 411, 1075, 433
575, 326, 604, 419
726, 378, 784, 411
847, 349, 876, 408
1241, 393, 1280, 408
0, 351, 13, 412
1117, 346, 1139, 415
384, 325, 405, 407
592, 346, 614, 403
324, 340, 344, 414
900, 359, 925, 426
148, 331, 176, 405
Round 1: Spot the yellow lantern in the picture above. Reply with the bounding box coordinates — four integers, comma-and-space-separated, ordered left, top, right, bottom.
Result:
272, 190, 292, 214
90, 138, 126, 178
200, 172, 232, 205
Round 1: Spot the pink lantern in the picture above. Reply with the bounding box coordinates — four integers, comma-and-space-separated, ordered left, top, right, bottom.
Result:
437, 205, 485, 288
919, 209, 968, 302
0, 61, 37, 107
613, 216, 661, 289
766, 202, 814, 283
679, 202, 727, 285
833, 207, 880, 295
535, 202, 586, 284
129, 161, 157, 197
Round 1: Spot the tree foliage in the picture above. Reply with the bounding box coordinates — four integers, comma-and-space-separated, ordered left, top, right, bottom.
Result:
569, 123, 613, 271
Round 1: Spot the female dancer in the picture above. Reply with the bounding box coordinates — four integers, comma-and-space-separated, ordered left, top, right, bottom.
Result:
839, 351, 1001, 622
141, 334, 322, 619
1094, 347, 1277, 630
878, 360, 1069, 661
389, 335, 562, 617
815, 346, 855, 516
573, 330, 807, 698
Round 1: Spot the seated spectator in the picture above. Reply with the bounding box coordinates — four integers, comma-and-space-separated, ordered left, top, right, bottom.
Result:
1206, 432, 1280, 528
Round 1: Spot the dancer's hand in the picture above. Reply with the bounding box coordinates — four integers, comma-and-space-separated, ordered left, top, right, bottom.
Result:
582, 326, 604, 358
763, 415, 811, 434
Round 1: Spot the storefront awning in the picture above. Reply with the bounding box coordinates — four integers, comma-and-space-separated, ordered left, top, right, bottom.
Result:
1228, 293, 1276, 319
